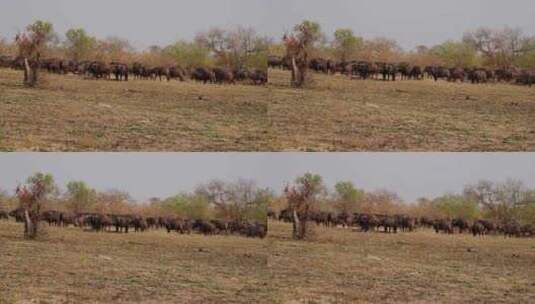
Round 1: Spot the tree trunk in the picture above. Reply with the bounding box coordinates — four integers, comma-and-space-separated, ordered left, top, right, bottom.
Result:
23, 209, 38, 239
291, 56, 298, 86
23, 58, 30, 85
292, 208, 308, 240
23, 58, 38, 87
292, 209, 299, 239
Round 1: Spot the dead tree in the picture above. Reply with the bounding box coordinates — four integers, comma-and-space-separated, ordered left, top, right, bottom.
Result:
284, 173, 323, 240
283, 21, 321, 88
15, 22, 52, 87
16, 180, 47, 239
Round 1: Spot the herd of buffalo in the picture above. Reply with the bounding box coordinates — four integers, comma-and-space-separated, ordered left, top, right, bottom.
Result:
270, 209, 535, 238
0, 208, 267, 239
268, 55, 535, 86
0, 55, 268, 85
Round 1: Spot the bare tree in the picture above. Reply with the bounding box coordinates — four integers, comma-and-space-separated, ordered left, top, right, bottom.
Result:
284, 173, 324, 240
15, 21, 55, 87
15, 173, 55, 239
464, 179, 534, 223
463, 26, 535, 68
283, 20, 323, 87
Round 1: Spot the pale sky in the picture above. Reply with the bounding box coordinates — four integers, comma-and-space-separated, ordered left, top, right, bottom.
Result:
0, 153, 534, 203
1, 0, 535, 50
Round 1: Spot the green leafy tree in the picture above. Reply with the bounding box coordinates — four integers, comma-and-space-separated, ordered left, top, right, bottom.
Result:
164, 41, 212, 68
332, 28, 362, 63
64, 28, 97, 61
333, 181, 364, 214
429, 40, 480, 67
65, 181, 96, 213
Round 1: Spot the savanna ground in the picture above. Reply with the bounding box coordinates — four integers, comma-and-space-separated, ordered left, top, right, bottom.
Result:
267, 220, 535, 304
2, 219, 533, 303
1, 68, 535, 151
0, 220, 270, 304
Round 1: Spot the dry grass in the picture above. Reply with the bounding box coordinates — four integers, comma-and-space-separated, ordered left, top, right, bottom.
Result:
0, 69, 270, 151
267, 220, 535, 304
1, 68, 535, 151
268, 69, 535, 151
0, 220, 270, 304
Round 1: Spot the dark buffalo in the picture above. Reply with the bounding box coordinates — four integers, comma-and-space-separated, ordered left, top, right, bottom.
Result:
448, 68, 465, 82
396, 215, 416, 232
111, 215, 132, 233
0, 210, 8, 220
248, 69, 268, 85
468, 69, 487, 84
515, 70, 535, 87
268, 55, 284, 69
213, 67, 235, 84
354, 213, 379, 232
87, 61, 110, 79
192, 219, 217, 235
166, 66, 186, 82
433, 219, 453, 234
471, 222, 485, 237
379, 63, 397, 81
110, 62, 129, 81
41, 210, 62, 226
8, 208, 25, 222
409, 66, 423, 80
191, 67, 216, 84
452, 218, 470, 233
502, 221, 522, 238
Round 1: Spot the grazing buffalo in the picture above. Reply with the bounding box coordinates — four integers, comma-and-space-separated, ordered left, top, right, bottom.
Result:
248, 69, 268, 85
471, 222, 485, 237
426, 66, 450, 81
41, 210, 62, 226
278, 208, 293, 223
515, 70, 535, 87
354, 213, 379, 232
396, 215, 416, 232
502, 221, 522, 238
192, 219, 216, 235
110, 62, 129, 81
146, 217, 157, 229
243, 221, 267, 238
268, 56, 284, 69
9, 208, 25, 222
433, 219, 453, 234
191, 67, 216, 84
468, 69, 487, 84
213, 67, 235, 84
166, 66, 186, 81
520, 224, 534, 237
379, 63, 397, 81
87, 61, 110, 79
397, 62, 412, 80
448, 68, 465, 82
452, 218, 470, 233
475, 219, 496, 234
0, 55, 14, 68
82, 214, 112, 232
111, 215, 132, 233
0, 210, 8, 220
409, 66, 423, 80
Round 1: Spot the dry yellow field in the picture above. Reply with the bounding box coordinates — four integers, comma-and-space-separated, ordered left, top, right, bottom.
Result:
0, 220, 269, 304
267, 220, 535, 304
1, 68, 535, 151
2, 219, 534, 303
